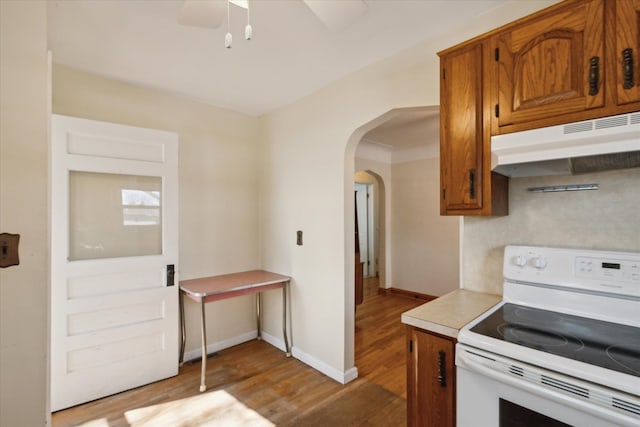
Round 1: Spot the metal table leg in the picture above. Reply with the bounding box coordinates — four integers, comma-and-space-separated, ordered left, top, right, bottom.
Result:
179, 291, 186, 366
283, 281, 291, 357
199, 298, 207, 392
256, 292, 262, 340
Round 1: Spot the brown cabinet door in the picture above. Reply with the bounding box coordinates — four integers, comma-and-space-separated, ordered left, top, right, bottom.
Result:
616, 0, 640, 105
497, 0, 605, 128
440, 43, 484, 213
407, 327, 455, 427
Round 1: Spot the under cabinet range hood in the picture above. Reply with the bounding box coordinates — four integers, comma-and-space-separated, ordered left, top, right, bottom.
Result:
491, 112, 640, 177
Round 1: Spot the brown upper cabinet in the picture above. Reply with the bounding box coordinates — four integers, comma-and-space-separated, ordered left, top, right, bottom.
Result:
496, 0, 605, 130
495, 0, 640, 133
439, 40, 508, 216
616, 0, 640, 105
439, 0, 640, 216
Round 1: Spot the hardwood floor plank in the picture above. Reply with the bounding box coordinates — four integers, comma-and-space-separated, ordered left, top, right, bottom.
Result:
52, 282, 424, 426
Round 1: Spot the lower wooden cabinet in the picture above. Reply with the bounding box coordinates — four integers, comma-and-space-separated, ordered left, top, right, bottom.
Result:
406, 326, 455, 427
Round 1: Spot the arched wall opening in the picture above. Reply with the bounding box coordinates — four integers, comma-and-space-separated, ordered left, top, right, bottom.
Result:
344, 105, 461, 375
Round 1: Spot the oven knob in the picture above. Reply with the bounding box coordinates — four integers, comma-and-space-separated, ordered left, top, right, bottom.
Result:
514, 255, 527, 267
532, 257, 547, 270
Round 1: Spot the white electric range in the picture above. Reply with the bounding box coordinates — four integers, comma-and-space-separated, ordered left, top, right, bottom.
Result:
456, 245, 640, 427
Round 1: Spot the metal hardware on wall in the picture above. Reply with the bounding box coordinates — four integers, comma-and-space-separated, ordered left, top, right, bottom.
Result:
527, 183, 599, 193
0, 233, 20, 268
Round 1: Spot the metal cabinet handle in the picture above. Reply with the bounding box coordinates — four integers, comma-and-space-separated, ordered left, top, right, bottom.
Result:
623, 48, 634, 89
437, 350, 447, 387
589, 56, 600, 96
469, 169, 476, 199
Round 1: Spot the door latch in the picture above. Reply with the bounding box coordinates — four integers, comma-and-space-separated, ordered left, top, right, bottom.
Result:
167, 264, 175, 286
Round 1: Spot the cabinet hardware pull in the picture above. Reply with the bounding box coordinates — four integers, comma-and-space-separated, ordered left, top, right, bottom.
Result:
623, 48, 634, 89
469, 169, 476, 199
437, 350, 447, 387
589, 56, 600, 96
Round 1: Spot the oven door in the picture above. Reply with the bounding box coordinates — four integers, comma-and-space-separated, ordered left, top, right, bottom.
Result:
456, 344, 640, 427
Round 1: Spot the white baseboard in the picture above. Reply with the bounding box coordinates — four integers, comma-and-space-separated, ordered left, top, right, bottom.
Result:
259, 330, 288, 352
291, 346, 359, 384
183, 330, 359, 385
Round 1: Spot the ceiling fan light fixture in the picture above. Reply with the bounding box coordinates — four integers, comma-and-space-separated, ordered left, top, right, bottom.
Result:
225, 32, 232, 48
245, 0, 252, 40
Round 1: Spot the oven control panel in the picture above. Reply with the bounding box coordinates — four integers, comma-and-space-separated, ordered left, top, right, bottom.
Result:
504, 246, 640, 297
575, 256, 640, 283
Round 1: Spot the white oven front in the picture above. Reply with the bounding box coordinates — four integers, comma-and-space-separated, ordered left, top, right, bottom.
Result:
456, 344, 640, 427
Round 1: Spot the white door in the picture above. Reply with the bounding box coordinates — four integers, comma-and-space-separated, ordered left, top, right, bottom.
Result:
51, 115, 179, 411
355, 183, 369, 277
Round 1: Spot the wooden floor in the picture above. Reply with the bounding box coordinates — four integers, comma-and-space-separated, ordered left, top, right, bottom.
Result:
52, 278, 425, 426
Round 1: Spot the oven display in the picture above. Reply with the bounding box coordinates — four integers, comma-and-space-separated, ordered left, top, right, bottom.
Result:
602, 262, 621, 270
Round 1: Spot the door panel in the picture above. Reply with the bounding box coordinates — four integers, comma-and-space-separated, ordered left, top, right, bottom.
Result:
51, 115, 179, 411
355, 183, 369, 277
440, 43, 484, 211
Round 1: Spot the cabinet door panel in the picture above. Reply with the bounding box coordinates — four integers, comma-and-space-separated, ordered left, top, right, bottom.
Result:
407, 328, 455, 427
616, 0, 640, 104
440, 44, 483, 212
498, 0, 604, 127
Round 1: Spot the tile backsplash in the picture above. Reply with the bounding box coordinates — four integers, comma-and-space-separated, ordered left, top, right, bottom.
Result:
462, 168, 640, 295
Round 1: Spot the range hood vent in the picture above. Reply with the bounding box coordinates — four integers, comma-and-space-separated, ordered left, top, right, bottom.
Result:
491, 112, 640, 177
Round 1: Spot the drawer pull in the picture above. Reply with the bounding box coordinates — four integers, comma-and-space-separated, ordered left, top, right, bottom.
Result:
623, 48, 634, 90
438, 350, 447, 387
469, 169, 476, 199
589, 56, 600, 96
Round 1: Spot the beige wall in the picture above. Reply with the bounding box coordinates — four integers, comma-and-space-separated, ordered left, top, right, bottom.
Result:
391, 158, 459, 296
1, 0, 564, 422
462, 168, 640, 294
259, 1, 558, 379
52, 65, 263, 358
0, 1, 50, 426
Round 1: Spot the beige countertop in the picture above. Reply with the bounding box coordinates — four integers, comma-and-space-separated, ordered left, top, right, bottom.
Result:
401, 289, 501, 338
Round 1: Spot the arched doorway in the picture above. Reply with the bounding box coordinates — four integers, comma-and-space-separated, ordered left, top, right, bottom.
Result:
354, 169, 386, 293
345, 105, 460, 375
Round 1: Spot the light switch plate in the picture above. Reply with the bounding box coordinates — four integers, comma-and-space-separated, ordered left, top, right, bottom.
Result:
0, 233, 20, 268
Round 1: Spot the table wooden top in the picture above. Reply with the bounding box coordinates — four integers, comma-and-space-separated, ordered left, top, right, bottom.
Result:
179, 270, 290, 298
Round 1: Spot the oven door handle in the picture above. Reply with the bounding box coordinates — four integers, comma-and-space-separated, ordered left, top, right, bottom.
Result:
457, 348, 640, 427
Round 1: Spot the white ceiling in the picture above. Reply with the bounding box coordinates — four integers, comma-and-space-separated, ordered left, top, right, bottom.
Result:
363, 108, 439, 150
47, 0, 508, 118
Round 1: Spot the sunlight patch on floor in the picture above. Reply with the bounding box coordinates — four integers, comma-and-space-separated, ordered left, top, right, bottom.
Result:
76, 419, 110, 427
122, 390, 275, 426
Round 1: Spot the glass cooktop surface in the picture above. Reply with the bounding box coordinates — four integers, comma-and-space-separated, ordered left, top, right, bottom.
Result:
470, 303, 640, 377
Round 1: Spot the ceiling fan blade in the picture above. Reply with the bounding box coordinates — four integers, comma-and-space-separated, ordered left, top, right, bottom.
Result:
302, 0, 367, 31
178, 0, 226, 29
